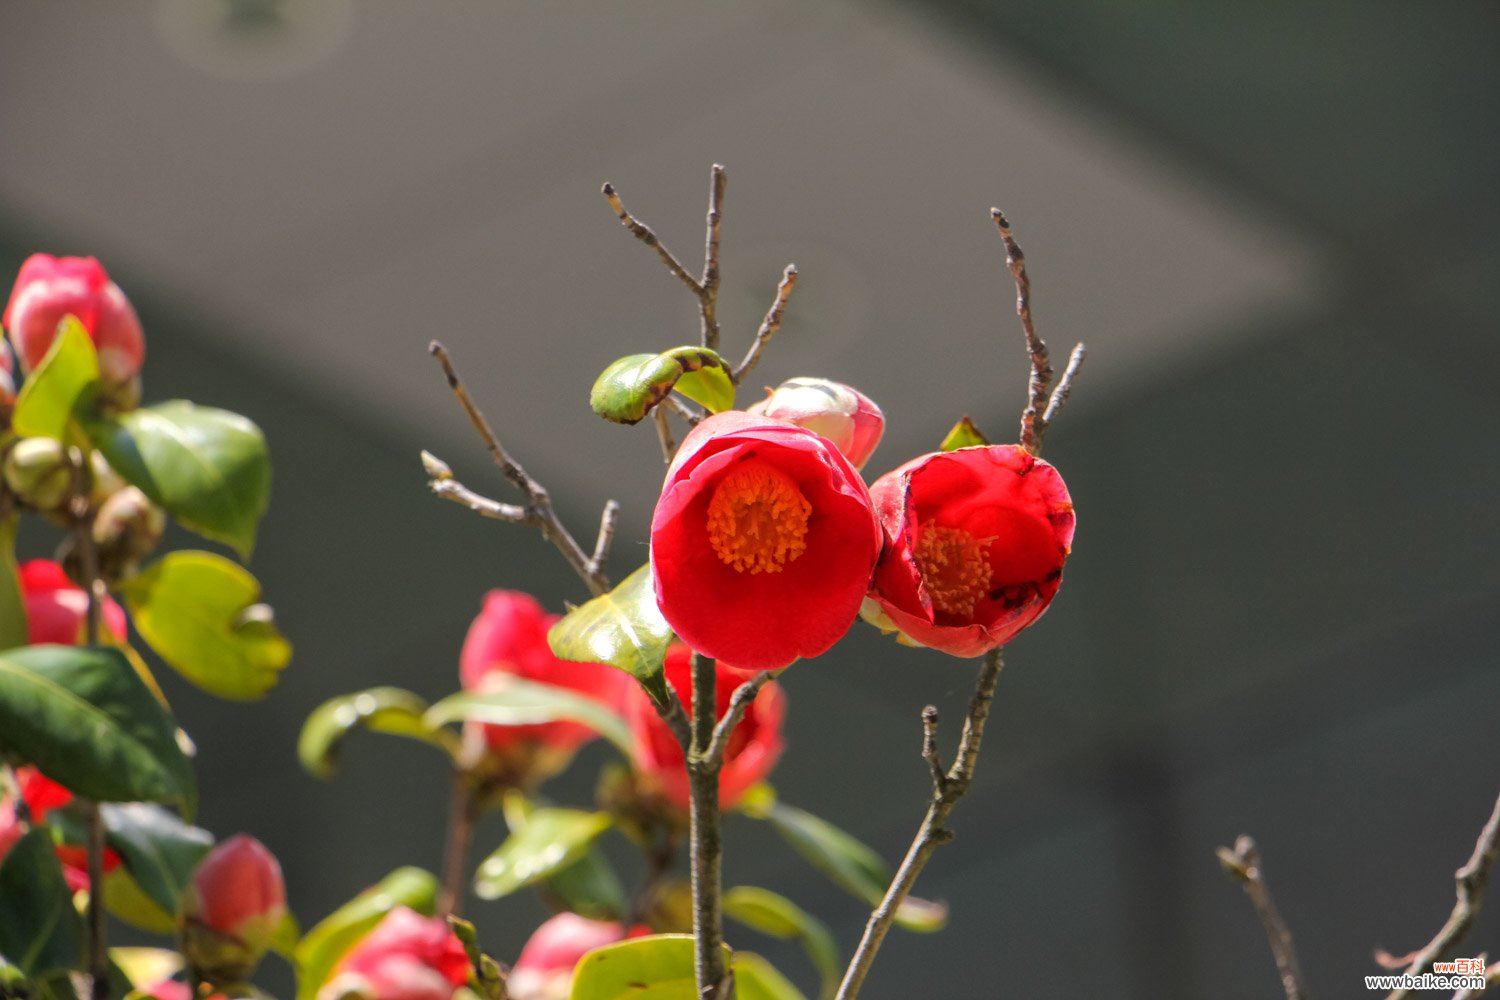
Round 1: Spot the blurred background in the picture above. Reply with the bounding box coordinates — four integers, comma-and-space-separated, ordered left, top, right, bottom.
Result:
2, 1, 1497, 997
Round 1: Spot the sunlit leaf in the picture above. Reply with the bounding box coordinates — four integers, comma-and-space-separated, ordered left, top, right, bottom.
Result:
12, 318, 99, 442
939, 416, 989, 452
0, 645, 194, 807
589, 347, 732, 424
109, 948, 183, 992
293, 867, 437, 1000
474, 808, 613, 900
299, 686, 455, 780
0, 514, 28, 650
724, 886, 838, 999
425, 678, 632, 759
100, 803, 214, 920
87, 400, 271, 559
546, 848, 629, 922
569, 937, 806, 1000
122, 551, 291, 700
547, 563, 671, 705
759, 802, 947, 933
0, 828, 83, 977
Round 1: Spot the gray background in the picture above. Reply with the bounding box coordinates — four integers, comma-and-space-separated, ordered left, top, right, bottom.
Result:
2, 2, 1496, 997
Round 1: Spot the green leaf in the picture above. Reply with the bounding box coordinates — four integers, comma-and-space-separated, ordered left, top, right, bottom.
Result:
425, 678, 633, 759
12, 318, 100, 442
724, 887, 838, 999
0, 828, 83, 978
589, 347, 732, 424
474, 807, 612, 900
121, 551, 290, 701
939, 415, 989, 452
86, 400, 271, 559
0, 645, 194, 807
293, 867, 437, 1000
547, 563, 671, 706
0, 514, 28, 651
108, 948, 183, 992
99, 803, 214, 919
673, 365, 734, 414
300, 686, 456, 779
761, 802, 947, 933
546, 847, 629, 921
569, 937, 805, 1000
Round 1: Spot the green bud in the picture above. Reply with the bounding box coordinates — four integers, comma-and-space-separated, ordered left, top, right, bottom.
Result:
4, 437, 75, 512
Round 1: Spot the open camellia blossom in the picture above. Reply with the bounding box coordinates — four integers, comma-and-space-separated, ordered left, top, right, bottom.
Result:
319, 906, 470, 1000
650, 410, 882, 671
3, 253, 145, 384
459, 590, 628, 768
627, 645, 784, 810
863, 444, 1075, 657
509, 913, 647, 1000
19, 559, 128, 645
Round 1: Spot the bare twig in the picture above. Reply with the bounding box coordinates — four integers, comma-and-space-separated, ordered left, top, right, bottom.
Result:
1217, 836, 1308, 1000
589, 499, 620, 577
1451, 959, 1499, 999
836, 649, 1006, 1000
652, 406, 676, 465
920, 706, 944, 792
602, 165, 730, 355
1042, 342, 1087, 425
438, 760, 480, 919
1378, 789, 1500, 1000
686, 652, 730, 998
704, 671, 775, 764
991, 208, 1052, 456
733, 264, 798, 384
429, 477, 530, 523
664, 393, 705, 426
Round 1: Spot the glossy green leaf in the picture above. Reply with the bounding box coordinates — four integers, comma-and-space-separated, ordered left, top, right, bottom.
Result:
673, 365, 734, 414
474, 807, 612, 900
724, 887, 838, 999
589, 347, 731, 424
547, 563, 671, 706
0, 828, 83, 977
100, 803, 214, 919
939, 416, 989, 452
293, 867, 437, 1000
0, 514, 28, 650
425, 678, 632, 759
569, 937, 805, 1000
300, 686, 456, 779
87, 400, 271, 558
0, 645, 194, 807
761, 802, 947, 933
122, 551, 290, 700
547, 847, 629, 921
103, 866, 178, 935
12, 318, 99, 442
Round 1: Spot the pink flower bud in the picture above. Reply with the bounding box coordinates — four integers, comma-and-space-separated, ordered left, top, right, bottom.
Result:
509, 914, 643, 1000
180, 835, 286, 985
319, 907, 469, 1000
3, 254, 145, 385
748, 377, 885, 470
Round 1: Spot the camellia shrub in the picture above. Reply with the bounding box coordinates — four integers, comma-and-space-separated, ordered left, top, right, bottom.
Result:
10, 166, 1479, 1000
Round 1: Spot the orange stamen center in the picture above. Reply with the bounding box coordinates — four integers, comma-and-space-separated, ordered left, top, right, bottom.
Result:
706, 463, 812, 574
915, 524, 993, 617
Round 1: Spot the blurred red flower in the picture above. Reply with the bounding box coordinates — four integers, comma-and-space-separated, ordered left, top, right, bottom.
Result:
650, 411, 881, 671
0, 766, 122, 892
19, 560, 128, 646
3, 254, 145, 384
509, 913, 647, 1000
863, 445, 1074, 657
321, 906, 469, 1000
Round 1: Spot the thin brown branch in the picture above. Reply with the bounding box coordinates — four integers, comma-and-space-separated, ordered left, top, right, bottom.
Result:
991, 208, 1054, 456
74, 515, 110, 1000
428, 476, 531, 523
704, 671, 775, 764
602, 182, 702, 295
836, 649, 1006, 1000
700, 164, 726, 351
1042, 342, 1086, 426
438, 763, 480, 920
687, 652, 729, 998
1451, 959, 1499, 999
1217, 836, 1308, 1000
664, 394, 705, 426
920, 706, 944, 793
589, 499, 620, 576
653, 406, 677, 465
733, 264, 798, 384
1380, 789, 1500, 1000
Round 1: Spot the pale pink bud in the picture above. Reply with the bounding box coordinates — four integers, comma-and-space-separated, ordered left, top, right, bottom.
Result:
3, 254, 145, 385
747, 377, 884, 470
319, 907, 470, 1000
179, 835, 286, 985
509, 914, 633, 1000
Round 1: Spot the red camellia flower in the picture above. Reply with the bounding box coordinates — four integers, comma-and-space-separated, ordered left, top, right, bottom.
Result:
650, 411, 882, 671
19, 560, 128, 645
627, 645, 784, 810
0, 766, 122, 891
459, 590, 628, 759
509, 914, 648, 1000
320, 906, 470, 1000
180, 835, 287, 985
3, 254, 145, 384
748, 377, 885, 471
863, 445, 1074, 657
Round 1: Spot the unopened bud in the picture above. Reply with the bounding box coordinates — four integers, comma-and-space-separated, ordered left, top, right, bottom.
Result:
4, 438, 75, 512
748, 377, 885, 470
179, 835, 286, 987
93, 486, 166, 565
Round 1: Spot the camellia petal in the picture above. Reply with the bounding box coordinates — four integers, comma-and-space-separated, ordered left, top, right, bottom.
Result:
650, 411, 882, 671
864, 444, 1074, 657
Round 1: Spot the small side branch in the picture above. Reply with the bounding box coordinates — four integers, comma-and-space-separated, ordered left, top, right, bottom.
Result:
1217, 836, 1308, 1000
835, 649, 1006, 1000
734, 264, 798, 384
1377, 789, 1500, 1000
1451, 959, 1500, 999
589, 500, 620, 577
1042, 342, 1086, 426
602, 183, 701, 295
704, 671, 775, 763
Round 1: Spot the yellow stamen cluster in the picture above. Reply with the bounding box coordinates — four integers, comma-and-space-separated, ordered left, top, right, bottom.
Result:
706, 463, 812, 574
915, 524, 993, 617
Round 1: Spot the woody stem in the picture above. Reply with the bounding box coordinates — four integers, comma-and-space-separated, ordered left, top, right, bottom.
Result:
688, 652, 729, 998
75, 508, 110, 1000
